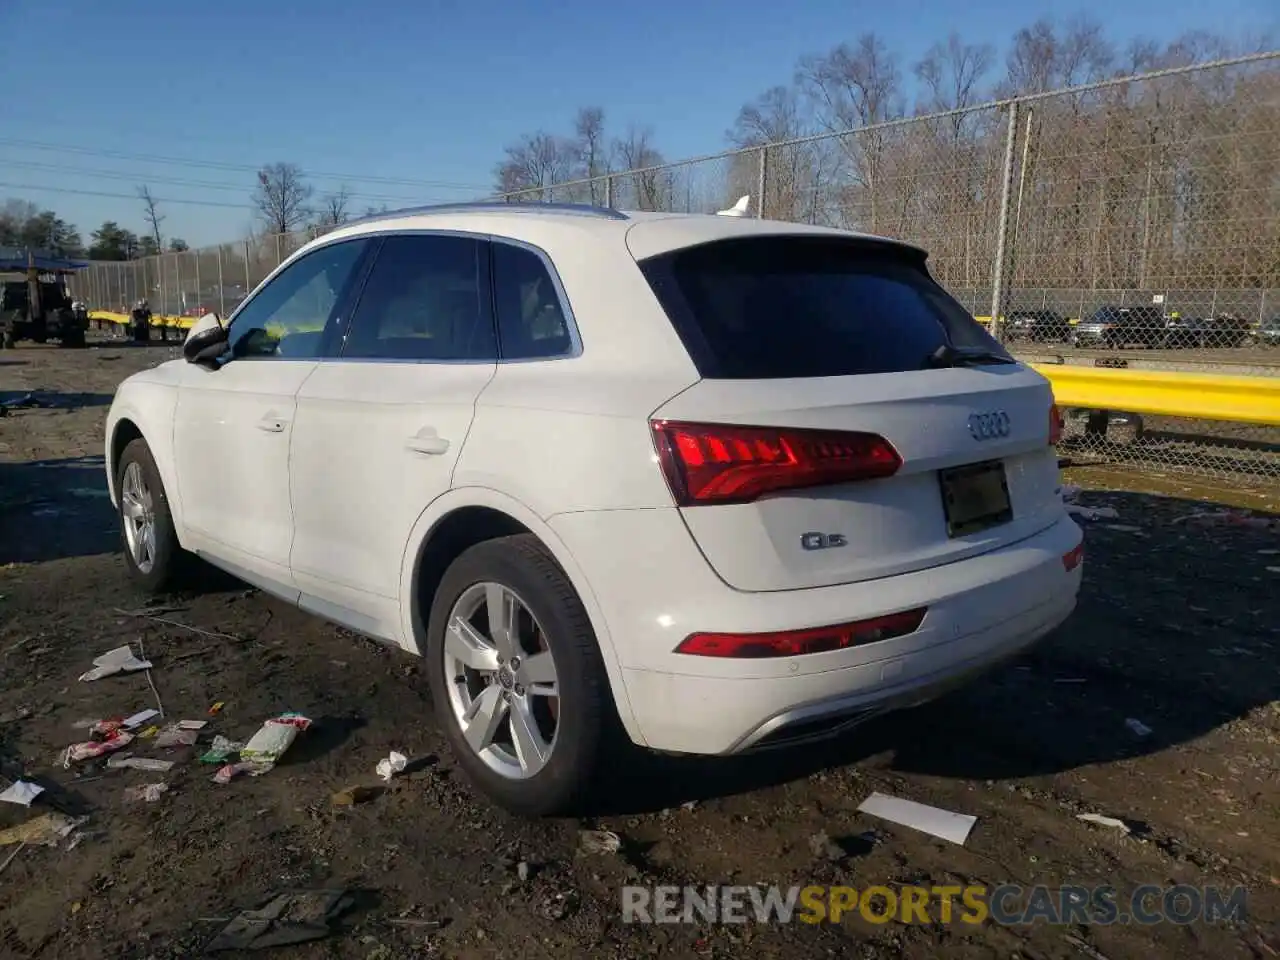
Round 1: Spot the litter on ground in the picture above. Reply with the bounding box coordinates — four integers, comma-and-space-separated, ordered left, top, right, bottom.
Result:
0, 812, 87, 848
375, 751, 407, 782
64, 729, 133, 766
106, 755, 175, 773
205, 888, 354, 952
579, 829, 623, 855
857, 792, 978, 846
1077, 813, 1131, 833
123, 783, 169, 803
238, 713, 312, 767
199, 736, 243, 764
1125, 718, 1153, 737
79, 645, 152, 682
0, 780, 44, 806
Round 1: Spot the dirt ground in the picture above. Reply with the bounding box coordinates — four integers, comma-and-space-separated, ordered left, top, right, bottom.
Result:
1, 335, 1278, 960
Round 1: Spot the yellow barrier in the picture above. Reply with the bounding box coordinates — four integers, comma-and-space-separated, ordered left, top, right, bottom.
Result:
92, 311, 195, 330
1031, 364, 1280, 426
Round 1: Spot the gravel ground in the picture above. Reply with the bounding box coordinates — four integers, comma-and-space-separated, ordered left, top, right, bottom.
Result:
1, 336, 1278, 960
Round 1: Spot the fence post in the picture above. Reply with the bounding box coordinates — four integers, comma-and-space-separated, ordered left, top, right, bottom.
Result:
194, 253, 201, 317
245, 240, 252, 295
217, 245, 226, 317
988, 99, 1020, 343
604, 175, 614, 209
756, 146, 768, 219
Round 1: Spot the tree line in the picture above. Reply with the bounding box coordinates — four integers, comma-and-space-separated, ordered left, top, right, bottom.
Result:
490, 18, 1278, 293
0, 197, 190, 261
0, 164, 363, 264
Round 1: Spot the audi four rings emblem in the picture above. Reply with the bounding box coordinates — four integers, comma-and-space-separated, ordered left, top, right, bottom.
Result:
968, 410, 1011, 440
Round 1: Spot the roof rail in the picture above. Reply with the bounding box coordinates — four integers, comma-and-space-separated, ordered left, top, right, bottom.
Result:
344, 201, 629, 228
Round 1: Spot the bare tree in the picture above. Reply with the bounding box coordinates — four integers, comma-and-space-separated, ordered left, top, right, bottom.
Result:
612, 126, 669, 211
316, 186, 352, 227
253, 162, 314, 235
138, 185, 165, 251
574, 107, 610, 204
796, 33, 905, 231
727, 86, 829, 220
914, 33, 995, 139
493, 132, 575, 200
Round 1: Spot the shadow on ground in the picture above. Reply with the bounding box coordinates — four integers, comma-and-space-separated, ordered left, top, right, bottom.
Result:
591, 489, 1280, 814
0, 455, 117, 563
0, 390, 115, 411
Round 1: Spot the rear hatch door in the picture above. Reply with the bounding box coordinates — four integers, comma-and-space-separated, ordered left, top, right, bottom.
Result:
634, 231, 1065, 593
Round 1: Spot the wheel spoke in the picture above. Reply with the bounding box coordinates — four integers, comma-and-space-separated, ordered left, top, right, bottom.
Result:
446, 616, 500, 673
509, 697, 550, 775
485, 583, 518, 661
462, 685, 508, 753
519, 651, 558, 696
121, 494, 144, 520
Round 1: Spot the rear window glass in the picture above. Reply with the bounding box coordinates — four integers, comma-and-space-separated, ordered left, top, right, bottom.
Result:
638, 236, 1007, 379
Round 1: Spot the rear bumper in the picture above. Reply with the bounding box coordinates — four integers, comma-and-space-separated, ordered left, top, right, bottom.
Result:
551, 509, 1082, 755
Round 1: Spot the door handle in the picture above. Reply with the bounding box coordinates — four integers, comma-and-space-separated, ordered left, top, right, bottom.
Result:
257, 415, 287, 433
405, 433, 450, 455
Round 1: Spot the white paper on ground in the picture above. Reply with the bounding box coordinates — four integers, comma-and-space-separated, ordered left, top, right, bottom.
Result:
123, 709, 159, 729
857, 792, 977, 846
79, 646, 153, 682
376, 751, 408, 782
107, 755, 176, 772
0, 780, 45, 806
177, 720, 208, 731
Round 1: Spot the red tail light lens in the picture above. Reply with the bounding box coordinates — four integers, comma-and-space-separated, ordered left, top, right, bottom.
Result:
1049, 402, 1064, 446
676, 608, 927, 658
1062, 543, 1084, 572
651, 420, 902, 506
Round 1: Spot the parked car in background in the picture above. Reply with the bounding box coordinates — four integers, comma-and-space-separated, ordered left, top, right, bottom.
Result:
1163, 313, 1253, 349
104, 202, 1084, 817
1070, 306, 1164, 349
1256, 316, 1280, 348
1004, 309, 1072, 343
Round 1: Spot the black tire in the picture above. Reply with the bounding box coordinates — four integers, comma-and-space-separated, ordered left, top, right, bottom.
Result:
425, 533, 616, 817
116, 438, 193, 593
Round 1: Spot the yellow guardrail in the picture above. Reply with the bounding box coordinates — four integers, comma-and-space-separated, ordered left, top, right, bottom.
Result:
92, 311, 197, 331
1031, 364, 1280, 426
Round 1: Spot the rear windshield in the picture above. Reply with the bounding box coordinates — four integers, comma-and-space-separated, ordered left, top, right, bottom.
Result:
637, 236, 1008, 379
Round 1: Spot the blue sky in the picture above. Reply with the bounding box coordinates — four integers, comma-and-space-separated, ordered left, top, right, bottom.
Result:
2, 0, 1275, 248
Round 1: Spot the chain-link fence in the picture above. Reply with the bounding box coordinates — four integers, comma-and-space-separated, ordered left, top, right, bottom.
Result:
74, 53, 1279, 483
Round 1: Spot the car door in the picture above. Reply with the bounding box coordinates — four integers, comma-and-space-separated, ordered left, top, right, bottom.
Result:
288, 232, 499, 639
171, 237, 371, 593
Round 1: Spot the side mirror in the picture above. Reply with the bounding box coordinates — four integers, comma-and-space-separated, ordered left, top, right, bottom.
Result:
183, 313, 228, 367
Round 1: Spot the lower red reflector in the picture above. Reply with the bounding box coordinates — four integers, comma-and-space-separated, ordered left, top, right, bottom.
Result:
676, 608, 927, 659
1062, 543, 1084, 572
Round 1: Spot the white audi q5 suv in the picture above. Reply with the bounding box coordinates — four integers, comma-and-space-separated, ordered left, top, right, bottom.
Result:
104, 202, 1083, 815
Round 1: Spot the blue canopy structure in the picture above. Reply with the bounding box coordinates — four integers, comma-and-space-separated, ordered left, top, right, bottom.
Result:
0, 247, 90, 273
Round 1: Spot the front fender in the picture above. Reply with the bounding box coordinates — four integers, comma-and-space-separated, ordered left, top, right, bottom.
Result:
105, 385, 185, 544
397, 485, 644, 747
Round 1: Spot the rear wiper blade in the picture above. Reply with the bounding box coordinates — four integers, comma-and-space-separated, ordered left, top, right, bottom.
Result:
926, 344, 1016, 368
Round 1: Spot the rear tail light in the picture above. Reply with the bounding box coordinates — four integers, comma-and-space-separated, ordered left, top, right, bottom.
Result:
1049, 402, 1064, 446
676, 608, 927, 658
651, 420, 902, 506
1062, 543, 1084, 572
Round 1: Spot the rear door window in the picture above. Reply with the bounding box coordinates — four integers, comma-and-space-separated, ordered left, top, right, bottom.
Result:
638, 236, 1008, 379
341, 234, 496, 362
